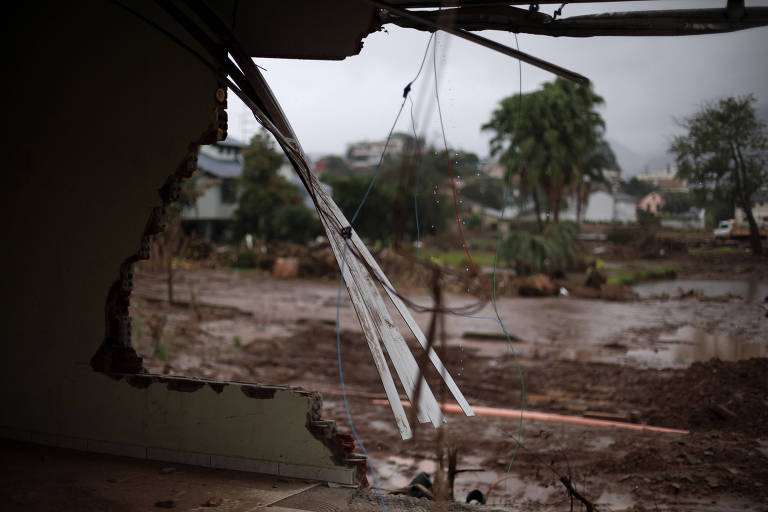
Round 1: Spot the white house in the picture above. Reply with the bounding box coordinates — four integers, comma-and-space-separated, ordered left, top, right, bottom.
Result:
735, 192, 768, 226
181, 136, 245, 240
277, 161, 331, 209
611, 192, 639, 223
345, 133, 408, 171
636, 165, 689, 193
561, 190, 637, 223
661, 208, 706, 230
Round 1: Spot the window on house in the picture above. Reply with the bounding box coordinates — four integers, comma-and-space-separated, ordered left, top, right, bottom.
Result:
220, 178, 237, 204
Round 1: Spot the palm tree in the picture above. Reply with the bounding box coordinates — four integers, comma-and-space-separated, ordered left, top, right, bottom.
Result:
574, 139, 620, 223
483, 78, 607, 230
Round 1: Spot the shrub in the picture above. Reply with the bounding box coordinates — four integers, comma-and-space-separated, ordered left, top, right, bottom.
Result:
501, 222, 578, 276
606, 227, 636, 245
467, 214, 483, 230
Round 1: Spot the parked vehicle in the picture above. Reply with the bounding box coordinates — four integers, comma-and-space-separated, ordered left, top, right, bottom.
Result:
713, 219, 767, 239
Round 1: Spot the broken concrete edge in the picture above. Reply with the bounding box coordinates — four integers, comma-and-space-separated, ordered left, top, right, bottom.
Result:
97, 372, 364, 485
0, 428, 359, 486
92, 82, 227, 377
84, 82, 363, 487
305, 391, 369, 488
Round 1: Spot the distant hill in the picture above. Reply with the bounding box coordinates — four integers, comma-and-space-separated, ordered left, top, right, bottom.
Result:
758, 104, 768, 126
609, 102, 768, 179
607, 137, 675, 178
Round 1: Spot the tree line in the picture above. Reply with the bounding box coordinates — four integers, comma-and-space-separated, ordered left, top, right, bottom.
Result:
226, 82, 767, 256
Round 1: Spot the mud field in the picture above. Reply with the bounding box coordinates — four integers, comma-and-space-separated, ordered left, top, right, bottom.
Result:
131, 251, 768, 512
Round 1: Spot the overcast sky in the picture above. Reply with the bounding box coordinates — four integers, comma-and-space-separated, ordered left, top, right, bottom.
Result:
227, 1, 768, 176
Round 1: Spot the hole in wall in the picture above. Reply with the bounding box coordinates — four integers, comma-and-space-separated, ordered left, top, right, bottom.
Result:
126, 122, 336, 384
90, 83, 228, 376
92, 84, 336, 388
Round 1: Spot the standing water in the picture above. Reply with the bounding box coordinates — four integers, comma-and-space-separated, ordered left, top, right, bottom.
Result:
633, 279, 768, 302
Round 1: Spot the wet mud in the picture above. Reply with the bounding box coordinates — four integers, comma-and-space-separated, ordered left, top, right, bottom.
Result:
131, 266, 768, 511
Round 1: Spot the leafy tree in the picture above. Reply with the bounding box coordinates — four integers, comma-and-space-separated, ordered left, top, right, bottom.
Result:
152, 170, 219, 303
670, 95, 768, 254
319, 155, 354, 177
620, 177, 657, 198
325, 173, 398, 244
270, 203, 322, 243
483, 78, 606, 230
327, 140, 472, 245
661, 191, 694, 215
383, 143, 475, 244
501, 221, 578, 276
459, 175, 505, 210
234, 129, 321, 244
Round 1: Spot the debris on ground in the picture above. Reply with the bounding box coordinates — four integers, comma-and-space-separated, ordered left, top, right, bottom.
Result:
202, 496, 223, 507
273, 257, 300, 278
128, 245, 767, 511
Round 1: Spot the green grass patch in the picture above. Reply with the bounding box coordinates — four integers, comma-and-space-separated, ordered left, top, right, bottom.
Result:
131, 317, 144, 340
606, 267, 677, 286
418, 248, 498, 267
154, 341, 169, 361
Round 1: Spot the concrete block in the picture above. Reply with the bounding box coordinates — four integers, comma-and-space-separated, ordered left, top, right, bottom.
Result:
0, 426, 30, 442
87, 439, 147, 459
210, 454, 279, 474
148, 447, 212, 467
57, 435, 88, 451
278, 462, 356, 486
29, 430, 58, 446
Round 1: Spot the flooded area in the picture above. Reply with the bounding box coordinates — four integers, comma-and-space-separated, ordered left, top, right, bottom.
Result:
624, 325, 768, 369
633, 279, 768, 302
130, 267, 768, 512
135, 271, 768, 371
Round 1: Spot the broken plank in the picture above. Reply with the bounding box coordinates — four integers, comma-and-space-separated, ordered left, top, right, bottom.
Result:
322, 217, 412, 440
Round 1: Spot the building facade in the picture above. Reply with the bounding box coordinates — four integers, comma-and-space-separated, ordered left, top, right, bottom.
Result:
181, 136, 245, 240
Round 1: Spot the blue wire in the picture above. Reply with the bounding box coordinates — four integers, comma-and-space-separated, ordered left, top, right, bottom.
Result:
408, 32, 526, 475
334, 33, 435, 510
336, 240, 387, 512
494, 33, 526, 474
350, 103, 406, 224
350, 33, 435, 226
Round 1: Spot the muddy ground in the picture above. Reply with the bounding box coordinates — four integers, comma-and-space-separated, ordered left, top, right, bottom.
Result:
130, 250, 768, 512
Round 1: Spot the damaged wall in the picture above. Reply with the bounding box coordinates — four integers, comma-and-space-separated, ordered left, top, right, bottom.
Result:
0, 0, 360, 485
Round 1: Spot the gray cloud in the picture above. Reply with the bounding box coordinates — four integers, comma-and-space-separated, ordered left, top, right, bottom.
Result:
229, 1, 768, 176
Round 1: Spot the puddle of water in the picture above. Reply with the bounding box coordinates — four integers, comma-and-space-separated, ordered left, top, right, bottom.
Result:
370, 455, 437, 489
633, 279, 768, 302
596, 489, 635, 511
586, 436, 615, 451
624, 325, 768, 369
368, 420, 392, 432
372, 452, 560, 505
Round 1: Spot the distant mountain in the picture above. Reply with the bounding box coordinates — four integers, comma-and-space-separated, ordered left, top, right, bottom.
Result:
758, 104, 768, 125
606, 138, 643, 177
644, 152, 676, 173
606, 137, 675, 178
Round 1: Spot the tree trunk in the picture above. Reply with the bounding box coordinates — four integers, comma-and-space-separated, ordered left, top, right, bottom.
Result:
582, 183, 593, 223
730, 142, 763, 255
549, 182, 561, 224
532, 188, 544, 233
740, 202, 762, 256
575, 179, 583, 225
167, 254, 174, 304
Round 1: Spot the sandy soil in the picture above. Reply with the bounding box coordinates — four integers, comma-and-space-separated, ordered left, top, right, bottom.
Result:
129, 253, 768, 512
